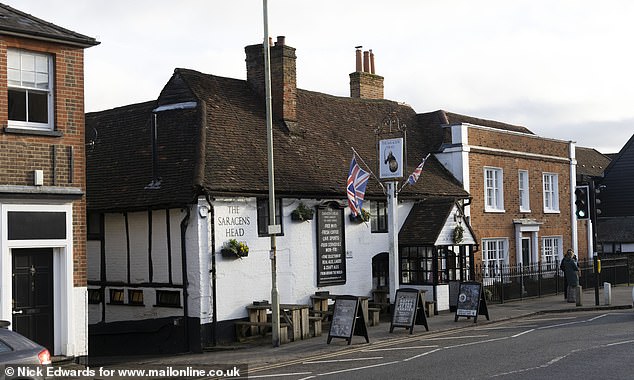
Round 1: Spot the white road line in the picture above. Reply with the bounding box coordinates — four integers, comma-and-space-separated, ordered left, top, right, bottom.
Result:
537, 320, 583, 330
587, 313, 608, 322
403, 347, 443, 361
363, 345, 438, 352
302, 357, 383, 364
424, 334, 488, 341
605, 340, 634, 347
446, 336, 509, 349
477, 325, 538, 330
248, 372, 313, 379
318, 361, 401, 376
512, 328, 535, 338
526, 316, 577, 321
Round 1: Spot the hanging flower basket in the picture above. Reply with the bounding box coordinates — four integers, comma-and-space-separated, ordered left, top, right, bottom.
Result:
453, 224, 464, 244
221, 239, 249, 258
291, 202, 314, 222
349, 208, 371, 223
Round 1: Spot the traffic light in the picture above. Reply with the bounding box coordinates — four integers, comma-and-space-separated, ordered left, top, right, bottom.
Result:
593, 184, 606, 218
575, 186, 589, 220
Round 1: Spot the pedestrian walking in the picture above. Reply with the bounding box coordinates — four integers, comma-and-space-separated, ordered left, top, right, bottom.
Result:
562, 249, 579, 303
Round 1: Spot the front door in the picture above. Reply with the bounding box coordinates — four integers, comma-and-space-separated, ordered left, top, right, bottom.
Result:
521, 237, 531, 266
12, 248, 54, 351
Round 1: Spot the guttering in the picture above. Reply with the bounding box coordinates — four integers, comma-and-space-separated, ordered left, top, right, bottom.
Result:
180, 207, 191, 352
203, 191, 218, 347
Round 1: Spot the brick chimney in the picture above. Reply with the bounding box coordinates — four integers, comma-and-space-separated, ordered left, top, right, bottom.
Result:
349, 46, 384, 99
245, 36, 297, 123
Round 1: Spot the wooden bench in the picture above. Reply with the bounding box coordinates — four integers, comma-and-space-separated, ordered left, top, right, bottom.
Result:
234, 321, 289, 344
309, 316, 322, 337
367, 307, 381, 326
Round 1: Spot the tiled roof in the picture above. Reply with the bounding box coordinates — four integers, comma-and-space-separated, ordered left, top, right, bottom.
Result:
0, 3, 98, 47
85, 69, 469, 211
443, 111, 533, 134
575, 146, 611, 177
399, 198, 455, 245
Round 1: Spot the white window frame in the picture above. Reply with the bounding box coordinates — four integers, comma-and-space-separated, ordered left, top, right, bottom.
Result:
484, 167, 504, 212
481, 238, 508, 278
542, 236, 562, 272
518, 170, 530, 212
542, 173, 560, 213
7, 49, 54, 131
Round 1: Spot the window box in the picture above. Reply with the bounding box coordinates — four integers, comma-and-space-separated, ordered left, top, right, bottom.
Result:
221, 238, 249, 258
349, 208, 370, 223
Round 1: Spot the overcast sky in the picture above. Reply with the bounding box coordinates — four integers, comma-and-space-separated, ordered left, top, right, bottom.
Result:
6, 0, 633, 153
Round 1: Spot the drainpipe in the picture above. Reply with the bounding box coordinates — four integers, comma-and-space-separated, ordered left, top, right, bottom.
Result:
204, 192, 217, 347
180, 207, 191, 351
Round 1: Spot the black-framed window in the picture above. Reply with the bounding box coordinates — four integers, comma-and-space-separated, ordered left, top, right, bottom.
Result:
109, 289, 124, 304
88, 289, 102, 304
369, 200, 388, 233
400, 246, 434, 285
128, 289, 144, 306
257, 198, 283, 237
87, 212, 102, 240
156, 290, 181, 308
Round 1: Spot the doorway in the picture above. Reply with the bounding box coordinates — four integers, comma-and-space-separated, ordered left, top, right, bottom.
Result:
12, 248, 54, 351
521, 237, 531, 266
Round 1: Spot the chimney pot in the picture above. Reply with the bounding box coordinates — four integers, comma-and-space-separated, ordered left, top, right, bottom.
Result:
363, 51, 370, 73
276, 36, 285, 46
370, 49, 375, 74
355, 46, 362, 72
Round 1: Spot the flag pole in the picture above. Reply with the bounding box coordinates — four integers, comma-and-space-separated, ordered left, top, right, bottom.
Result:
262, 0, 280, 348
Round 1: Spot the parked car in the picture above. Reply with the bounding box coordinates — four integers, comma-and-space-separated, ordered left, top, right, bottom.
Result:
0, 321, 50, 380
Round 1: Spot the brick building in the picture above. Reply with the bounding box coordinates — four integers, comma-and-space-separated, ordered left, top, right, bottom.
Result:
0, 4, 98, 358
433, 112, 580, 274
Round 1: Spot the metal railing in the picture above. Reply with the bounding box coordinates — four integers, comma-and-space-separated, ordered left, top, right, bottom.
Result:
474, 257, 630, 304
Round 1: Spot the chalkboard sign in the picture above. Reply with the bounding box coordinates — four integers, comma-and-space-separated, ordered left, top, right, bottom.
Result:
316, 202, 346, 286
449, 281, 461, 312
389, 288, 429, 334
454, 282, 490, 323
327, 296, 369, 345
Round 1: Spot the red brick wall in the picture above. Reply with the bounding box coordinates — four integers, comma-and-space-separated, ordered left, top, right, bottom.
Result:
466, 127, 577, 265
0, 36, 87, 287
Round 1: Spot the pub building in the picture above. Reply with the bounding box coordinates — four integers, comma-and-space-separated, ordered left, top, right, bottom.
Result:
85, 37, 478, 354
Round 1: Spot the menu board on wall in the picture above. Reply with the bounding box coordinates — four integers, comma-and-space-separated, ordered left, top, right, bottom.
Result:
316, 202, 346, 286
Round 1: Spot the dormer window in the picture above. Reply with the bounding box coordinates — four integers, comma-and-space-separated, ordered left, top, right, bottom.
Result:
7, 49, 54, 131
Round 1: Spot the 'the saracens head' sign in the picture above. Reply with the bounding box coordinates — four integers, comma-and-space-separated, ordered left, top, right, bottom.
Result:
379, 137, 403, 179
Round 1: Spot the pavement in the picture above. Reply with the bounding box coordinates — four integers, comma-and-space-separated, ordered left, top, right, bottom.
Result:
71, 285, 633, 373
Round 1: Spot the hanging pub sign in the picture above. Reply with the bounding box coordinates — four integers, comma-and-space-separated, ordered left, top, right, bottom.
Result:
378, 137, 404, 179
316, 202, 346, 286
327, 296, 369, 345
389, 288, 429, 334
454, 281, 490, 323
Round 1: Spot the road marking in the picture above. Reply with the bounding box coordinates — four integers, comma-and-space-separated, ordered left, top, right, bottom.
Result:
424, 334, 488, 341
477, 325, 538, 330
302, 357, 383, 364
526, 316, 577, 321
537, 320, 583, 330
318, 361, 401, 376
587, 313, 608, 322
403, 347, 443, 361
363, 345, 438, 352
605, 340, 634, 347
512, 328, 535, 338
248, 372, 313, 379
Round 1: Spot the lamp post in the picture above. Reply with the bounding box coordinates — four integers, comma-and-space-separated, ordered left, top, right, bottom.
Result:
262, 0, 281, 347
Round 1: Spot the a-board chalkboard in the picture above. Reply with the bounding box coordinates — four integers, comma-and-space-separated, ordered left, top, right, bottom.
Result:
454, 282, 490, 323
389, 288, 429, 334
327, 296, 369, 345
316, 203, 346, 286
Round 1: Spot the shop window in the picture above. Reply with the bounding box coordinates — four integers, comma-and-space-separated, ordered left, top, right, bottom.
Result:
88, 289, 102, 304
128, 289, 144, 306
109, 289, 124, 304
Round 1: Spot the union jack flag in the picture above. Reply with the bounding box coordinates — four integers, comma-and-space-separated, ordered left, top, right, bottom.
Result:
347, 155, 370, 217
407, 155, 429, 185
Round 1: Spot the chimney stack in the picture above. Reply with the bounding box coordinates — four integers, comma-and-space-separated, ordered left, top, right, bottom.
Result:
245, 35, 297, 123
350, 47, 384, 99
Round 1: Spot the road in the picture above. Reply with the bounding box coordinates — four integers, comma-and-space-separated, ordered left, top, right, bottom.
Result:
245, 310, 634, 380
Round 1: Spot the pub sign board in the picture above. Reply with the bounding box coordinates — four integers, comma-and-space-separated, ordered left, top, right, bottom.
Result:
378, 137, 404, 179
327, 296, 369, 345
316, 202, 346, 286
389, 288, 429, 334
454, 281, 490, 323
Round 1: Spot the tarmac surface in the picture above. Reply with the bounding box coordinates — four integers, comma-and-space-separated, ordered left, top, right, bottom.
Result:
76, 285, 634, 372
